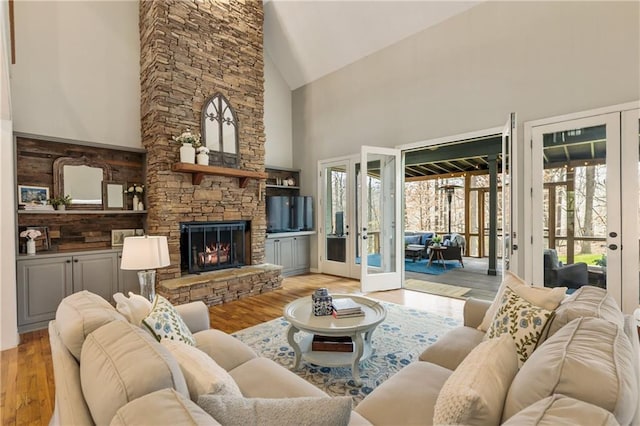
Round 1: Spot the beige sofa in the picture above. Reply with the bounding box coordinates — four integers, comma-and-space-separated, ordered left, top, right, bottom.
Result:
49, 286, 639, 425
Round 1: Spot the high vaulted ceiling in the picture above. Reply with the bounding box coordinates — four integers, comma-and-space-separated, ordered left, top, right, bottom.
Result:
263, 0, 480, 90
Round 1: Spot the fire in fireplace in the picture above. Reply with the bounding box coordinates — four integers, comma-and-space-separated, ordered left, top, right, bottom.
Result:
180, 221, 249, 274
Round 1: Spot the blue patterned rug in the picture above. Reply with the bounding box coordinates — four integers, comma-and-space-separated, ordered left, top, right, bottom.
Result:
232, 302, 460, 404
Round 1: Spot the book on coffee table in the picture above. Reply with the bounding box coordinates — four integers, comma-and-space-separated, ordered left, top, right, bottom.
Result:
311, 335, 354, 352
331, 298, 364, 317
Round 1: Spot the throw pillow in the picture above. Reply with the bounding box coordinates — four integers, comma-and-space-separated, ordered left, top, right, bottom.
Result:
113, 291, 152, 326
197, 395, 352, 426
432, 334, 518, 425
478, 271, 565, 332
142, 295, 196, 346
484, 287, 554, 366
161, 338, 242, 401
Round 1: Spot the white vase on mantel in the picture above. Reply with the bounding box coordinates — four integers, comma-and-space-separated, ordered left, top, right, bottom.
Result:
196, 152, 209, 165
180, 143, 196, 164
133, 194, 139, 211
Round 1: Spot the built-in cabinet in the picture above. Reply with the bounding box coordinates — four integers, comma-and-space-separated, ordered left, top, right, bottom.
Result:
17, 249, 139, 332
265, 166, 301, 197
265, 233, 312, 277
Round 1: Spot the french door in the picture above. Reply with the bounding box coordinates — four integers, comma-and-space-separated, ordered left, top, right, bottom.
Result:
529, 105, 639, 313
360, 146, 402, 292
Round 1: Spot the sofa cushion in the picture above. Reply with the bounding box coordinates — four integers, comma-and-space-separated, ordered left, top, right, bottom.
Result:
142, 295, 196, 346
161, 338, 242, 401
433, 335, 518, 426
485, 287, 554, 366
404, 235, 421, 245
502, 394, 620, 426
195, 329, 258, 371
80, 320, 189, 425
354, 361, 452, 425
197, 395, 352, 426
420, 233, 434, 245
503, 317, 638, 425
418, 325, 485, 370
112, 291, 152, 327
229, 357, 326, 398
544, 285, 624, 341
478, 271, 566, 332
56, 290, 127, 360
110, 388, 220, 426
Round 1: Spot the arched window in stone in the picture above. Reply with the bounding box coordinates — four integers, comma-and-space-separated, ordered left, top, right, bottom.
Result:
201, 93, 239, 167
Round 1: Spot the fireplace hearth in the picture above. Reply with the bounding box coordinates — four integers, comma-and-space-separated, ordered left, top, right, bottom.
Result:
180, 221, 249, 274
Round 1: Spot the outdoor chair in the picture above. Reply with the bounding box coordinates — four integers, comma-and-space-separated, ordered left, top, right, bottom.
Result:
543, 248, 588, 289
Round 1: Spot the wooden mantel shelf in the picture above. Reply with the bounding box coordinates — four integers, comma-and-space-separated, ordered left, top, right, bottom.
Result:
172, 163, 268, 187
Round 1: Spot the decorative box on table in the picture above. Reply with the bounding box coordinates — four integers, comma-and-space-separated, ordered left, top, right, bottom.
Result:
312, 288, 333, 316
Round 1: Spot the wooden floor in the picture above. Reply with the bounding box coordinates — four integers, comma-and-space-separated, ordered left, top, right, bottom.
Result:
0, 273, 465, 425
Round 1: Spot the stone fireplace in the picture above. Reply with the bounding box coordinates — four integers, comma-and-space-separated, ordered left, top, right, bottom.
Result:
138, 0, 282, 304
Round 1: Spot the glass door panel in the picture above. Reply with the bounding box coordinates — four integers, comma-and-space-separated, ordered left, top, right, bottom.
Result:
361, 146, 402, 292
532, 113, 621, 305
320, 161, 351, 277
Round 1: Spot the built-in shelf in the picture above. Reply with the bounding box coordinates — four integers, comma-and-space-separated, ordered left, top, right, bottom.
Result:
265, 184, 300, 190
172, 162, 268, 186
18, 210, 147, 215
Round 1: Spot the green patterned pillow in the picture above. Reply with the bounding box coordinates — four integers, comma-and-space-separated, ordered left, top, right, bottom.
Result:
485, 287, 554, 366
142, 295, 196, 346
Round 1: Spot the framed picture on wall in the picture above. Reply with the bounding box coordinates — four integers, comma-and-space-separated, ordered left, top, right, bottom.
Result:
18, 185, 49, 205
111, 229, 136, 247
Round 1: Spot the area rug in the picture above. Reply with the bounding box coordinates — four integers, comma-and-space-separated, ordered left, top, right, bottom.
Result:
232, 302, 460, 404
359, 253, 462, 275
404, 279, 471, 299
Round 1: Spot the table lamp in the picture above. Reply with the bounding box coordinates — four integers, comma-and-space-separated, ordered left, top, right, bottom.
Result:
120, 235, 170, 301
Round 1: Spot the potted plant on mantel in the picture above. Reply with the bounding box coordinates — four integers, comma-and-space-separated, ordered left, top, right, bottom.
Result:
48, 194, 72, 211
172, 128, 201, 164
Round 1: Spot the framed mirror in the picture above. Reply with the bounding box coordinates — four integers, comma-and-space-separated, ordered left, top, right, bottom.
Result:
103, 181, 126, 210
53, 156, 113, 209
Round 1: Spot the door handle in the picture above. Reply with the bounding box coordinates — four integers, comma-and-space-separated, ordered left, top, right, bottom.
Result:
608, 244, 618, 250
362, 236, 368, 240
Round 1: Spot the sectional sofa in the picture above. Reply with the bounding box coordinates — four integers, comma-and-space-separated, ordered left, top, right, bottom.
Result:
49, 283, 639, 425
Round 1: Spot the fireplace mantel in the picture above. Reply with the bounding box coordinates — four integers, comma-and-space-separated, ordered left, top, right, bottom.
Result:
172, 163, 268, 187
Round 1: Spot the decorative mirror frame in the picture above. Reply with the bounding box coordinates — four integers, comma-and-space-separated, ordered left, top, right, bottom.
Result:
201, 92, 240, 168
102, 181, 126, 210
53, 156, 113, 210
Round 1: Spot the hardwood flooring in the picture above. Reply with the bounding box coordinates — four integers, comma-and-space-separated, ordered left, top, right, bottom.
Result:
0, 273, 465, 425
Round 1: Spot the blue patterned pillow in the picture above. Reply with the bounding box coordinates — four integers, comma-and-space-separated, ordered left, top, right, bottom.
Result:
485, 287, 554, 366
142, 295, 196, 346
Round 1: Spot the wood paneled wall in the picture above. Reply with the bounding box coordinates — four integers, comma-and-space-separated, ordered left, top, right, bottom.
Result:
16, 136, 146, 252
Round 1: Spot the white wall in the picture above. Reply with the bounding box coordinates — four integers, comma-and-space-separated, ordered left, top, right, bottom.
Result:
292, 1, 640, 272
1, 0, 18, 350
10, 0, 141, 148
264, 51, 292, 168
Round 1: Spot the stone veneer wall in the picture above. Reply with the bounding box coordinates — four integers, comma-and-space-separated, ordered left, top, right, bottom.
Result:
139, 0, 266, 282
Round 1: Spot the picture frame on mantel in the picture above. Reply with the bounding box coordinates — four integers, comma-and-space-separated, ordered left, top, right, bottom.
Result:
18, 185, 49, 205
103, 181, 126, 210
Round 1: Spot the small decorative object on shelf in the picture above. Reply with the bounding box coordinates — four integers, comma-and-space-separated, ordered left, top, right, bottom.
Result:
173, 128, 201, 164
312, 288, 333, 316
20, 229, 42, 255
48, 194, 72, 211
125, 184, 144, 211
196, 146, 210, 165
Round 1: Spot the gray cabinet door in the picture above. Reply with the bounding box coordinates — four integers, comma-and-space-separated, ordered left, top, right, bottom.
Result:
72, 253, 118, 302
17, 257, 72, 328
294, 236, 311, 270
265, 238, 277, 264
278, 237, 296, 272
117, 252, 141, 295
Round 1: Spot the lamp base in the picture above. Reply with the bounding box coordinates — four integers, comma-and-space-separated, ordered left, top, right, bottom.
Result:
137, 270, 157, 302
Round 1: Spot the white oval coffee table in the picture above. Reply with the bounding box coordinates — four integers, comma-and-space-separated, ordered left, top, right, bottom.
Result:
283, 294, 386, 386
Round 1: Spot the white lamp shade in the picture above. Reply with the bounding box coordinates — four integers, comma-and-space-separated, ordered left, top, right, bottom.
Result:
120, 236, 170, 270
